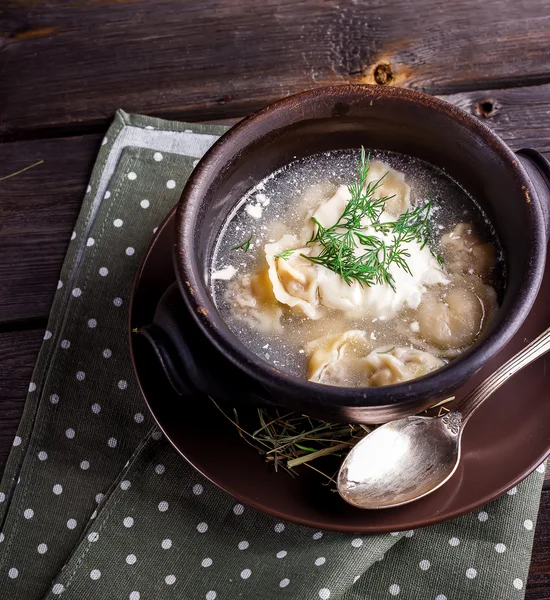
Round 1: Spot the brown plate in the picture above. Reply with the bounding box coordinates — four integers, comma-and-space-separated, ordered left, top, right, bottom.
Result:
130, 207, 550, 533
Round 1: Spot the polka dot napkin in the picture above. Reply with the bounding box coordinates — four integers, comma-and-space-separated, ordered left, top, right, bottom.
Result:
0, 111, 545, 600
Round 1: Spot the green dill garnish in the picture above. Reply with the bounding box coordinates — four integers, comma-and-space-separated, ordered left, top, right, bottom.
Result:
274, 248, 295, 261
232, 234, 253, 252
297, 147, 441, 290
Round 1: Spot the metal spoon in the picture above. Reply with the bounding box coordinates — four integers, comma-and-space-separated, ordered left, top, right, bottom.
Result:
337, 326, 550, 509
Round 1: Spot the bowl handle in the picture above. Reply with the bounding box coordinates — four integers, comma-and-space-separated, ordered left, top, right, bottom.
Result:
138, 282, 271, 406
516, 149, 550, 239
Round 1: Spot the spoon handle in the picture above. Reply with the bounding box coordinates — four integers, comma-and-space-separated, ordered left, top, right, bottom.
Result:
452, 326, 550, 424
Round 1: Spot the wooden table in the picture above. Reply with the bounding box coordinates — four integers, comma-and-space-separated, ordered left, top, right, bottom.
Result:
1, 0, 549, 595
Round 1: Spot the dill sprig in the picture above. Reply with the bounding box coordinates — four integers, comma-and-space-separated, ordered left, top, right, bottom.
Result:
292, 147, 441, 290
274, 248, 295, 261
232, 234, 253, 252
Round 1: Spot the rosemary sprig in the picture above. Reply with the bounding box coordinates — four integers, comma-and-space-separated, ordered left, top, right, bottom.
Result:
232, 234, 253, 252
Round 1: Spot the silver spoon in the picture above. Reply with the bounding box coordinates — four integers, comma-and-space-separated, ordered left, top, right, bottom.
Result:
337, 326, 550, 509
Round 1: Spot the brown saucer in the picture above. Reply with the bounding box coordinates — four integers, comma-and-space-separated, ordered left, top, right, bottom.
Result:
130, 207, 550, 533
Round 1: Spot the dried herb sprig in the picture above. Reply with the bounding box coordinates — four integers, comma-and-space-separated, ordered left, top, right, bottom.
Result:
232, 234, 253, 252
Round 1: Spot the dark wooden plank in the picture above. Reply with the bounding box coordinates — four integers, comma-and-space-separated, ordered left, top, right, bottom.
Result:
0, 329, 42, 470
0, 135, 102, 325
526, 490, 550, 600
2, 83, 550, 324
2, 0, 550, 138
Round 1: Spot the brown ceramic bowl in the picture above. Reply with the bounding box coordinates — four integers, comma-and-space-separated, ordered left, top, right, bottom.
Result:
142, 84, 550, 423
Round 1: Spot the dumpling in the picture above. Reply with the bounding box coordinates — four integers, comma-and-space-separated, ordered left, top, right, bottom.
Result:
226, 268, 282, 332
441, 223, 497, 279
415, 278, 497, 356
265, 234, 322, 319
365, 160, 411, 216
307, 331, 444, 387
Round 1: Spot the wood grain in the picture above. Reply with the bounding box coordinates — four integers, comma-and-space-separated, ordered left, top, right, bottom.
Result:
2, 0, 550, 139
1, 83, 550, 324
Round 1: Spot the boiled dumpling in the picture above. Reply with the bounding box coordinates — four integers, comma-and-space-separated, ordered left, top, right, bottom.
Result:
265, 234, 322, 319
307, 331, 444, 387
226, 268, 282, 333
415, 278, 497, 355
365, 160, 411, 216
441, 223, 497, 278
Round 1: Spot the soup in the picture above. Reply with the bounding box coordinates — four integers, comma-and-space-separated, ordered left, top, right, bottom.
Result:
210, 149, 504, 387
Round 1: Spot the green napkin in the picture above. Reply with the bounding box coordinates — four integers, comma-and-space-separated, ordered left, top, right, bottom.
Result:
0, 110, 545, 600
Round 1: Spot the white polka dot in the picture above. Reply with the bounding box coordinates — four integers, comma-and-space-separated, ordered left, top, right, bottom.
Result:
507, 486, 518, 495
44, 330, 52, 340
153, 227, 158, 233
38, 451, 48, 461
95, 493, 104, 503
315, 557, 326, 566
129, 593, 140, 600
524, 519, 533, 530
113, 219, 123, 227
72, 288, 82, 297
87, 318, 97, 328
274, 523, 285, 533
351, 538, 363, 548
240, 569, 251, 579
193, 483, 203, 494
419, 559, 430, 570
197, 522, 208, 533
134, 413, 144, 423
127, 171, 137, 180
90, 569, 101, 580
201, 558, 213, 567
389, 584, 400, 596
404, 530, 415, 538
102, 137, 108, 146
86, 184, 92, 193
536, 463, 546, 474
435, 595, 447, 600
161, 539, 172, 549
120, 480, 131, 490
126, 247, 135, 256
8, 568, 18, 579
24, 508, 34, 519
50, 394, 59, 404
145, 125, 155, 130
319, 588, 331, 599
238, 541, 250, 550
193, 159, 199, 167
57, 280, 63, 289
28, 382, 36, 392
153, 152, 163, 162
313, 531, 323, 540
90, 510, 97, 519
513, 578, 523, 590
166, 180, 176, 189
478, 511, 488, 522
140, 199, 150, 208
76, 371, 85, 381
98, 265, 109, 277
52, 484, 63, 495
495, 543, 506, 553
280, 578, 290, 588
52, 583, 65, 594
103, 349, 112, 358
108, 437, 117, 448
13, 436, 22, 447
165, 575, 176, 585
0, 493, 5, 503
126, 554, 137, 565
37, 543, 48, 554
466, 568, 477, 579
86, 237, 95, 247
206, 592, 217, 600
118, 380, 127, 390
123, 517, 134, 528
61, 339, 71, 349
276, 550, 287, 558
113, 297, 123, 306
233, 504, 244, 515
354, 575, 360, 583
104, 191, 111, 199
91, 403, 101, 414
158, 501, 169, 512
67, 518, 77, 529
80, 460, 90, 470
66, 428, 75, 439
449, 537, 460, 546
88, 532, 99, 542
71, 231, 76, 240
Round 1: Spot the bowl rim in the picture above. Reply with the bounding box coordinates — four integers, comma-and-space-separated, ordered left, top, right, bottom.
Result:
174, 83, 546, 409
